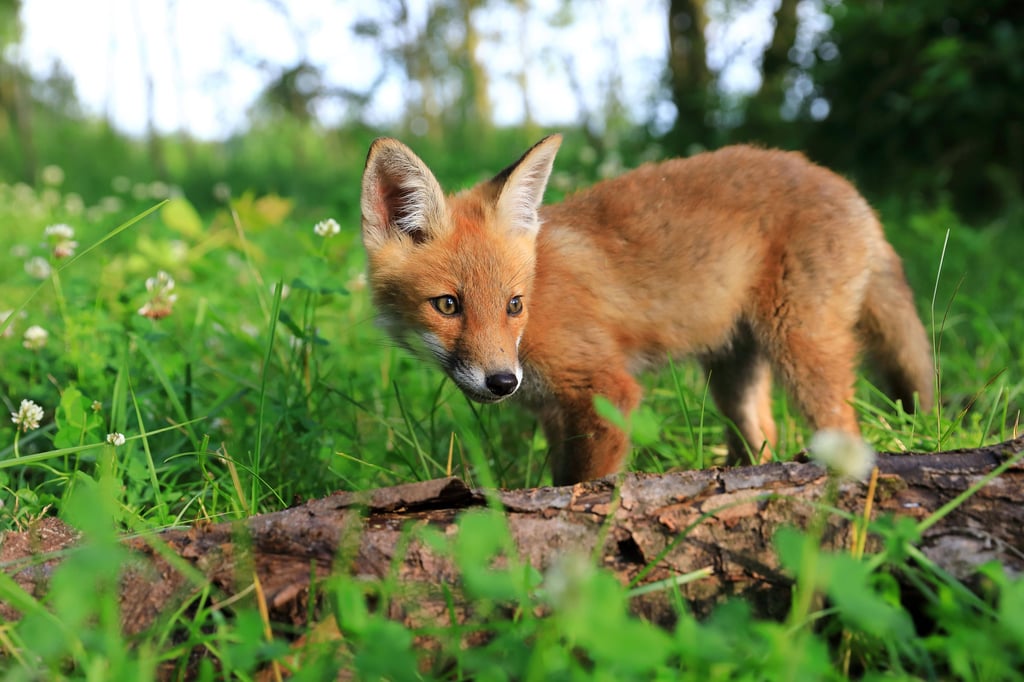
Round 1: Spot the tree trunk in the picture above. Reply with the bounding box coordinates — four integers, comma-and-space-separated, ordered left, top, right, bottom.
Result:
2, 437, 1023, 637
744, 0, 799, 144
665, 0, 715, 153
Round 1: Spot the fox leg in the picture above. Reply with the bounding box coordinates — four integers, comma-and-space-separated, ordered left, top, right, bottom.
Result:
701, 324, 778, 465
544, 368, 642, 485
764, 320, 862, 443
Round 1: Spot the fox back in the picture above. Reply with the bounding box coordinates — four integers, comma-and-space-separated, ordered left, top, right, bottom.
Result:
360, 136, 934, 485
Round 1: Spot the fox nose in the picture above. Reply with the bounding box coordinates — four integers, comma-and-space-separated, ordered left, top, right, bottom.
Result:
485, 372, 519, 397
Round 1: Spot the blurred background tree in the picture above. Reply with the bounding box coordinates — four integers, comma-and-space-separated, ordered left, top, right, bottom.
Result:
0, 0, 1020, 221
800, 0, 1023, 220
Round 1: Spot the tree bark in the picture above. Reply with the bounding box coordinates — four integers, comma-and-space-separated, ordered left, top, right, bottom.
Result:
2, 436, 1023, 636
665, 0, 715, 152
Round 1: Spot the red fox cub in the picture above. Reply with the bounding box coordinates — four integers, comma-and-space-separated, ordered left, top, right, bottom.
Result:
360, 135, 934, 485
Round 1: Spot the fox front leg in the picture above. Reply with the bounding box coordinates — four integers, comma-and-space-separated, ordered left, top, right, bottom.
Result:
542, 370, 642, 485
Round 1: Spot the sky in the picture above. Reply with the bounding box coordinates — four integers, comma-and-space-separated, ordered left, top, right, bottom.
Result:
16, 0, 778, 140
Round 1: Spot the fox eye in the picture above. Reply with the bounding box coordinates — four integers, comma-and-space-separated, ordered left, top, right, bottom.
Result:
430, 295, 460, 316
507, 296, 523, 316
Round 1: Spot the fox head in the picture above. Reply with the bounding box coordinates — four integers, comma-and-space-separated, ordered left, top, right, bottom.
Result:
360, 135, 562, 403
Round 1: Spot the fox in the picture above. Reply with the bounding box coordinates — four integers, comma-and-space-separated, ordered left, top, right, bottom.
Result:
359, 134, 935, 485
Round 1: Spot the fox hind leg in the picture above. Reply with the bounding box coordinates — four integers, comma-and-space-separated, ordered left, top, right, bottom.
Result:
762, 317, 863, 447
701, 323, 778, 465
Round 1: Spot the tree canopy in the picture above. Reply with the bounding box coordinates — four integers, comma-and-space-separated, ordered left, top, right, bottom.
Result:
1, 0, 1020, 219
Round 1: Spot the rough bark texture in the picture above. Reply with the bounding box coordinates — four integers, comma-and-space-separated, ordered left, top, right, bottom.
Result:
2, 436, 1023, 636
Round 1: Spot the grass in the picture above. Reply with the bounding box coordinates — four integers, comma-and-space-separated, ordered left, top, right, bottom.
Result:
0, 161, 1022, 679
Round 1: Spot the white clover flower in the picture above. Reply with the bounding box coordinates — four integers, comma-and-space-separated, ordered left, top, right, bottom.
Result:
313, 218, 341, 237
112, 176, 132, 193
167, 240, 188, 264
148, 181, 170, 200
44, 223, 78, 259
12, 183, 34, 204
543, 552, 595, 613
11, 399, 44, 432
99, 196, 123, 214
40, 188, 60, 208
138, 270, 178, 320
91, 400, 102, 412
808, 430, 877, 481
106, 432, 126, 447
44, 223, 74, 240
22, 325, 48, 350
40, 164, 65, 186
270, 282, 291, 300
145, 270, 175, 293
25, 256, 52, 279
212, 182, 231, 203
64, 193, 85, 216
53, 239, 78, 259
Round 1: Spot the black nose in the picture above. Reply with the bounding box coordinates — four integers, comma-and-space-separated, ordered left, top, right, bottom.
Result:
485, 373, 518, 396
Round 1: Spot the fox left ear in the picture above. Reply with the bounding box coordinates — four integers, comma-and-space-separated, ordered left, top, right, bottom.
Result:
361, 137, 448, 252
493, 134, 562, 236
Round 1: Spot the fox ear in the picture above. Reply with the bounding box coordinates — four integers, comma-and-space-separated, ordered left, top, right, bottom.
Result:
361, 138, 448, 251
493, 134, 562, 235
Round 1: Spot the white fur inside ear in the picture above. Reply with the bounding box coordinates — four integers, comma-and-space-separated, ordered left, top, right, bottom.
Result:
496, 136, 561, 235
383, 155, 437, 237
361, 139, 447, 248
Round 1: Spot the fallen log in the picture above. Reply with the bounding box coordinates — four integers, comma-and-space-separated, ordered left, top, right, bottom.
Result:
2, 436, 1023, 637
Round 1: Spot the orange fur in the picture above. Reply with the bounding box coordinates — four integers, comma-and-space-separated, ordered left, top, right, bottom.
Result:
360, 136, 935, 485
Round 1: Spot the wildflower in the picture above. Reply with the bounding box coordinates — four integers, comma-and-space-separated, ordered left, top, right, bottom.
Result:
168, 240, 189, 264
41, 188, 61, 208
52, 239, 78, 259
138, 270, 178, 320
63, 193, 85, 216
314, 218, 341, 238
146, 270, 175, 294
111, 176, 132, 194
106, 432, 126, 447
22, 325, 48, 350
44, 223, 78, 259
91, 400, 102, 412
808, 429, 876, 481
543, 552, 595, 613
44, 223, 74, 241
148, 181, 170, 200
212, 182, 231, 203
40, 164, 65, 186
25, 256, 52, 279
99, 196, 123, 214
12, 183, 34, 205
11, 399, 44, 432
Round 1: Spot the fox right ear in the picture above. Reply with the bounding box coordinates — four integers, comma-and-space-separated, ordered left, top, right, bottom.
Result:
491, 134, 562, 236
361, 138, 448, 251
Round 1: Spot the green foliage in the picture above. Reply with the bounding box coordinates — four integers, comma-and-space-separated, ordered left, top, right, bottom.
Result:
800, 0, 1024, 219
